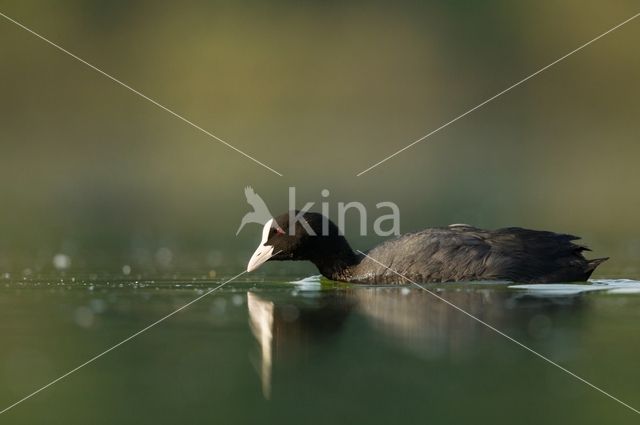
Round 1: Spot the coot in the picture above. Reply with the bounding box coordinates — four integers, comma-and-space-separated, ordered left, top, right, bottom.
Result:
246, 211, 607, 284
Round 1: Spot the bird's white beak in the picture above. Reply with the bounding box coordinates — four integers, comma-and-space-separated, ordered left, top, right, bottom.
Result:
247, 244, 274, 272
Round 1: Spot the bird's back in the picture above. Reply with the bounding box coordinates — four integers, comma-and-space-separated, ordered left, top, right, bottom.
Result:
351, 225, 606, 284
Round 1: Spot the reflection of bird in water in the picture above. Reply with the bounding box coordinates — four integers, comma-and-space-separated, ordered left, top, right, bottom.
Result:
247, 292, 274, 399
354, 288, 505, 358
236, 186, 273, 235
247, 291, 354, 399
246, 287, 587, 398
354, 288, 586, 359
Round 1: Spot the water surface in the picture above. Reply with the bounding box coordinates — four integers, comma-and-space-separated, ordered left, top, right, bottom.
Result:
1, 274, 639, 424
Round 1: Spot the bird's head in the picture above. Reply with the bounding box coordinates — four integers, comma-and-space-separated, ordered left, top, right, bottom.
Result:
246, 211, 348, 272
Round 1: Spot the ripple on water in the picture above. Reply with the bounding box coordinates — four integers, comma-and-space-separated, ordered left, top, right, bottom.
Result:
289, 275, 322, 291
510, 279, 640, 295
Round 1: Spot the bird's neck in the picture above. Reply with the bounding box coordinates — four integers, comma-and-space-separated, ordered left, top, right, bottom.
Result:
307, 240, 361, 282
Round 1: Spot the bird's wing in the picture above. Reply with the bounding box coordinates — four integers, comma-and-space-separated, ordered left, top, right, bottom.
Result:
244, 186, 256, 201
244, 186, 271, 220
364, 228, 491, 282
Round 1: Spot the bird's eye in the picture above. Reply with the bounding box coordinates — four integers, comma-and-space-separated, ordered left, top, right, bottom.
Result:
268, 227, 284, 239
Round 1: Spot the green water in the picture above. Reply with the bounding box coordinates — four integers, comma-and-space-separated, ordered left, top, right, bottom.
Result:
1, 275, 640, 424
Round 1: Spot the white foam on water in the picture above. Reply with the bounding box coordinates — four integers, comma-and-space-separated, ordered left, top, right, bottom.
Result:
289, 275, 322, 291
607, 287, 640, 294
510, 279, 640, 296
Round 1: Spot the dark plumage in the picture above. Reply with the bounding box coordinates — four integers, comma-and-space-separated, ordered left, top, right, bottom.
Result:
247, 211, 607, 284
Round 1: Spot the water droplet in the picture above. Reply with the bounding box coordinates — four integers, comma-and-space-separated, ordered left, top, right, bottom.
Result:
89, 298, 107, 313
210, 298, 227, 316
53, 254, 71, 270
155, 248, 173, 268
74, 307, 94, 328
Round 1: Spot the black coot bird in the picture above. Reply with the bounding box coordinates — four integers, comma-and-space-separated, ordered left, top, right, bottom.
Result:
246, 211, 607, 284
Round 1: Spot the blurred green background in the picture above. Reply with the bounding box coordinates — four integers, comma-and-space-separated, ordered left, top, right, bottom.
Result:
1, 0, 639, 276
